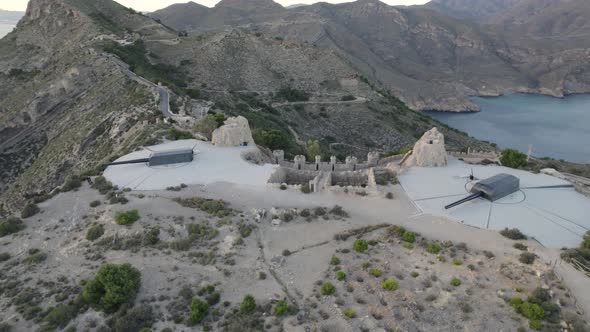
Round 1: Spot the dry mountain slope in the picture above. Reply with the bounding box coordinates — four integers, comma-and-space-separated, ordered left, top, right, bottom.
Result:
423, 0, 524, 22
0, 0, 176, 209
152, 0, 590, 111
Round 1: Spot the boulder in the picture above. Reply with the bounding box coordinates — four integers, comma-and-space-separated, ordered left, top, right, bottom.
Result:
402, 127, 447, 167
211, 116, 255, 147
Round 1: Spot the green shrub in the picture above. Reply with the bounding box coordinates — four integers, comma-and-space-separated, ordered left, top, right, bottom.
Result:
274, 300, 289, 316
513, 243, 528, 251
336, 271, 347, 281
173, 197, 231, 217
89, 200, 102, 208
320, 282, 336, 295
452, 259, 463, 266
403, 242, 414, 249
330, 256, 341, 265
411, 271, 419, 278
115, 210, 140, 225
529, 319, 542, 331
0, 217, 26, 237
519, 252, 536, 265
519, 302, 545, 320
92, 176, 114, 194
500, 228, 527, 240
275, 87, 309, 102
144, 227, 160, 245
370, 268, 382, 277
86, 224, 105, 241
509, 297, 524, 308
450, 278, 461, 287
402, 231, 416, 243
426, 242, 442, 254
343, 308, 356, 318
21, 203, 40, 219
353, 239, 368, 253
240, 295, 256, 313
62, 175, 82, 192
189, 298, 209, 324
41, 304, 78, 331
166, 128, 193, 141
501, 149, 528, 169
82, 263, 141, 313
24, 251, 47, 265
381, 278, 398, 291
112, 304, 154, 332
253, 129, 292, 151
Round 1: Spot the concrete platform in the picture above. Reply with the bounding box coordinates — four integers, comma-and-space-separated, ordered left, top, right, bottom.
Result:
104, 140, 277, 190
399, 158, 590, 248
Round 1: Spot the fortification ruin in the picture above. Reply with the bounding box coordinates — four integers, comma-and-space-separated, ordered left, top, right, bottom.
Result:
268, 149, 398, 193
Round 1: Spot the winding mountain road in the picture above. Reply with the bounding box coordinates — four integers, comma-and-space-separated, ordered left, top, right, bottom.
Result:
104, 53, 172, 118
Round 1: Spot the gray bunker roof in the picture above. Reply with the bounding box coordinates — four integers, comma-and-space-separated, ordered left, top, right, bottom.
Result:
151, 148, 194, 157
471, 173, 520, 201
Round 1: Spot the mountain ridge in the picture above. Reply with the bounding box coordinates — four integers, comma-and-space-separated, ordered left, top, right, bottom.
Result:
150, 0, 590, 111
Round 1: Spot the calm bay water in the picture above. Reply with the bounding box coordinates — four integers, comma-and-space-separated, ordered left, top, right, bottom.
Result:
428, 93, 590, 163
0, 23, 15, 38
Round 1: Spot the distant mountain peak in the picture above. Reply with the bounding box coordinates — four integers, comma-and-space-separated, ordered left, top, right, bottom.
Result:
215, 0, 284, 10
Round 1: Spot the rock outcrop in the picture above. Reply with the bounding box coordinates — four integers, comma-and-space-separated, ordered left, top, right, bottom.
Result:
402, 128, 448, 167
211, 116, 255, 147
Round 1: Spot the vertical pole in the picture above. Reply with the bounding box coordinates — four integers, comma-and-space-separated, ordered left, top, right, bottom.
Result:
527, 144, 533, 162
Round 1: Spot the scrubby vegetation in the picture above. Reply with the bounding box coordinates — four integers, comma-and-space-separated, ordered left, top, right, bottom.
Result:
320, 282, 336, 295
426, 242, 442, 254
253, 129, 292, 151
330, 256, 341, 266
166, 128, 193, 141
82, 263, 141, 313
501, 149, 528, 169
519, 252, 536, 265
104, 40, 187, 91
0, 216, 25, 237
561, 231, 590, 274
240, 294, 256, 313
173, 197, 232, 217
274, 300, 289, 316
353, 239, 369, 253
500, 228, 527, 240
275, 87, 309, 102
381, 278, 398, 291
61, 175, 82, 192
189, 298, 209, 324
509, 288, 561, 331
86, 224, 105, 241
20, 203, 40, 219
450, 277, 461, 287
115, 209, 140, 225
169, 223, 218, 251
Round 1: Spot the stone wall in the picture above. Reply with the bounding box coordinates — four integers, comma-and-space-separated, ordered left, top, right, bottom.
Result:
331, 170, 369, 187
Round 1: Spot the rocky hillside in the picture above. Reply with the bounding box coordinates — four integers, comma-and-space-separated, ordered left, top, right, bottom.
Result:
423, 0, 523, 22
152, 0, 590, 111
0, 0, 177, 210
0, 0, 493, 212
